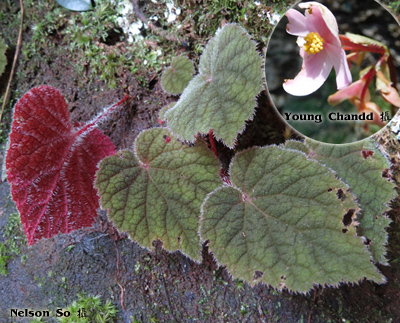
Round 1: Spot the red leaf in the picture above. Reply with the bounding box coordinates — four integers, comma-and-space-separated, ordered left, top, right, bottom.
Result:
6, 85, 117, 245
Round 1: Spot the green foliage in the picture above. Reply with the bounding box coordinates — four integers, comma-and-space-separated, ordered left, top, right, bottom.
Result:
165, 23, 264, 148
284, 138, 396, 264
61, 0, 123, 87
58, 293, 117, 322
30, 6, 66, 45
0, 212, 26, 276
0, 244, 11, 276
200, 145, 385, 293
174, 0, 281, 48
387, 0, 400, 14
0, 37, 7, 77
64, 0, 119, 51
61, 0, 177, 88
24, 0, 171, 89
95, 127, 221, 261
158, 102, 175, 122
161, 56, 194, 95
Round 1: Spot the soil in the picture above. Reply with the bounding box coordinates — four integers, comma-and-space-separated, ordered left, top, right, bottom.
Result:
0, 1, 400, 323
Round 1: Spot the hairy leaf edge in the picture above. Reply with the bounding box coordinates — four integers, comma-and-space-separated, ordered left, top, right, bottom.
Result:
198, 145, 386, 293
165, 23, 265, 148
96, 127, 221, 262
284, 138, 396, 264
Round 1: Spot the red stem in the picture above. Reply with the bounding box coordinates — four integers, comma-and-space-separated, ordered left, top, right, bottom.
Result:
339, 35, 386, 55
360, 53, 389, 104
360, 68, 376, 104
208, 129, 218, 158
388, 54, 397, 90
208, 129, 231, 185
76, 94, 130, 136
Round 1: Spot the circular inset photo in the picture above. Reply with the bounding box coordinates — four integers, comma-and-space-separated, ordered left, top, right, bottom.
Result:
265, 0, 400, 144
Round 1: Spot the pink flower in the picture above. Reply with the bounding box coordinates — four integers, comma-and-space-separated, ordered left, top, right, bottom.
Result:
283, 2, 352, 96
327, 78, 366, 106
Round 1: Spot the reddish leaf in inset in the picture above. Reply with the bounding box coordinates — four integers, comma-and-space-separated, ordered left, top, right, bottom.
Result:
6, 85, 119, 245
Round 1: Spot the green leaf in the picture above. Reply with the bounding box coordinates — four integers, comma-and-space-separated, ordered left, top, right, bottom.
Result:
55, 0, 93, 11
159, 102, 176, 122
161, 56, 194, 95
165, 24, 264, 148
294, 138, 396, 265
0, 37, 7, 77
200, 146, 384, 293
280, 139, 309, 154
95, 128, 221, 261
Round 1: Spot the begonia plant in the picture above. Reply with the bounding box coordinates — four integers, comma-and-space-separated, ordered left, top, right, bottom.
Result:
6, 20, 397, 294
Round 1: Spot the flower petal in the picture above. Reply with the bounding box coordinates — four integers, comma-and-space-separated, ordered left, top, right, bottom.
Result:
347, 51, 366, 66
300, 2, 340, 46
376, 67, 399, 108
325, 43, 352, 90
381, 86, 400, 108
328, 79, 365, 106
357, 102, 385, 127
286, 8, 309, 37
283, 51, 332, 96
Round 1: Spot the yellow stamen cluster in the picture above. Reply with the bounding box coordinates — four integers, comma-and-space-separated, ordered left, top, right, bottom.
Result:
303, 32, 324, 55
